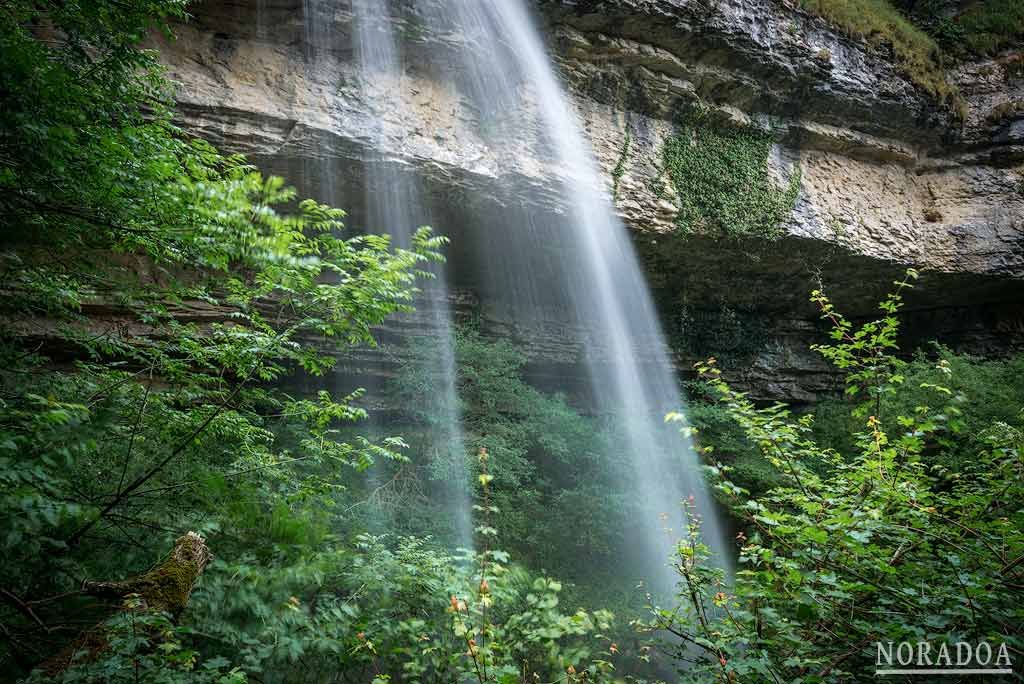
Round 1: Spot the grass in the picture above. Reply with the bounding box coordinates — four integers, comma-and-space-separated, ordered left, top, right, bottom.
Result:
955, 0, 1024, 56
797, 0, 1024, 115
795, 0, 959, 110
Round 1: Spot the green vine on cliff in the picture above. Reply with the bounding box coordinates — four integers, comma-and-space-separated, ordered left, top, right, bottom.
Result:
660, 108, 800, 241
611, 126, 632, 202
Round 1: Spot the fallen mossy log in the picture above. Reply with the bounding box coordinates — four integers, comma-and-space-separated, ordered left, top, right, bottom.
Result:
41, 531, 211, 677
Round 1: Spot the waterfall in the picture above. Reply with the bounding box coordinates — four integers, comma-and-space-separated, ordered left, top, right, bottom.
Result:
350, 0, 474, 548
412, 0, 729, 593
334, 0, 727, 594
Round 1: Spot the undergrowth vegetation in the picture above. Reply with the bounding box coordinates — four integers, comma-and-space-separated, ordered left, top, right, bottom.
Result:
657, 272, 1024, 681
811, 344, 1024, 471
385, 326, 639, 599
685, 345, 1024, 502
4, 0, 1024, 681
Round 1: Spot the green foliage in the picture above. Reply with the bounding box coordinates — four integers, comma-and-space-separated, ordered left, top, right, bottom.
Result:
386, 327, 633, 582
177, 531, 615, 684
24, 606, 246, 684
896, 0, 970, 49
3, 0, 188, 256
450, 448, 617, 684
0, 183, 440, 678
952, 0, 1024, 55
0, 165, 442, 578
660, 108, 800, 240
899, 0, 1024, 57
611, 126, 632, 201
810, 269, 917, 419
656, 272, 1024, 681
812, 345, 1024, 471
683, 396, 785, 498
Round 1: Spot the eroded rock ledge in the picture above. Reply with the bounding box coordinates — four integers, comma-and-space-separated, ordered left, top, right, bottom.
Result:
149, 0, 1024, 403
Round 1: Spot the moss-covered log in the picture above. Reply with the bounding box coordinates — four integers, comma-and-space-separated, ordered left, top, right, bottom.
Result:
81, 531, 211, 617
42, 532, 211, 676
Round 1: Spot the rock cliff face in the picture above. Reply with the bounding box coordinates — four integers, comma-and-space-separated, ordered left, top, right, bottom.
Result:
150, 0, 1024, 404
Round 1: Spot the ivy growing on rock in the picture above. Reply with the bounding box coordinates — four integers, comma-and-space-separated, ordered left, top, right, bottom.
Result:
659, 107, 800, 240
673, 303, 771, 364
611, 125, 632, 201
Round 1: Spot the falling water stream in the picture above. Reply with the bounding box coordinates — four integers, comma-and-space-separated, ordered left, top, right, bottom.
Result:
350, 0, 474, 548
343, 0, 728, 594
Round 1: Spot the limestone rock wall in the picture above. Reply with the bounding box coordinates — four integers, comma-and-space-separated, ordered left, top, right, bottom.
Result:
149, 0, 1024, 404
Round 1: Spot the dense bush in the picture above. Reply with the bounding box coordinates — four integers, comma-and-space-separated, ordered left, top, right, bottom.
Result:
685, 332, 1024, 505
811, 345, 1024, 471
386, 327, 635, 587
683, 397, 785, 497
655, 272, 1024, 681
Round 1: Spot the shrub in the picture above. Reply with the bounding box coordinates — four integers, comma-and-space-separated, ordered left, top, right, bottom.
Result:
655, 272, 1024, 681
810, 344, 1024, 473
386, 327, 634, 584
684, 396, 785, 497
